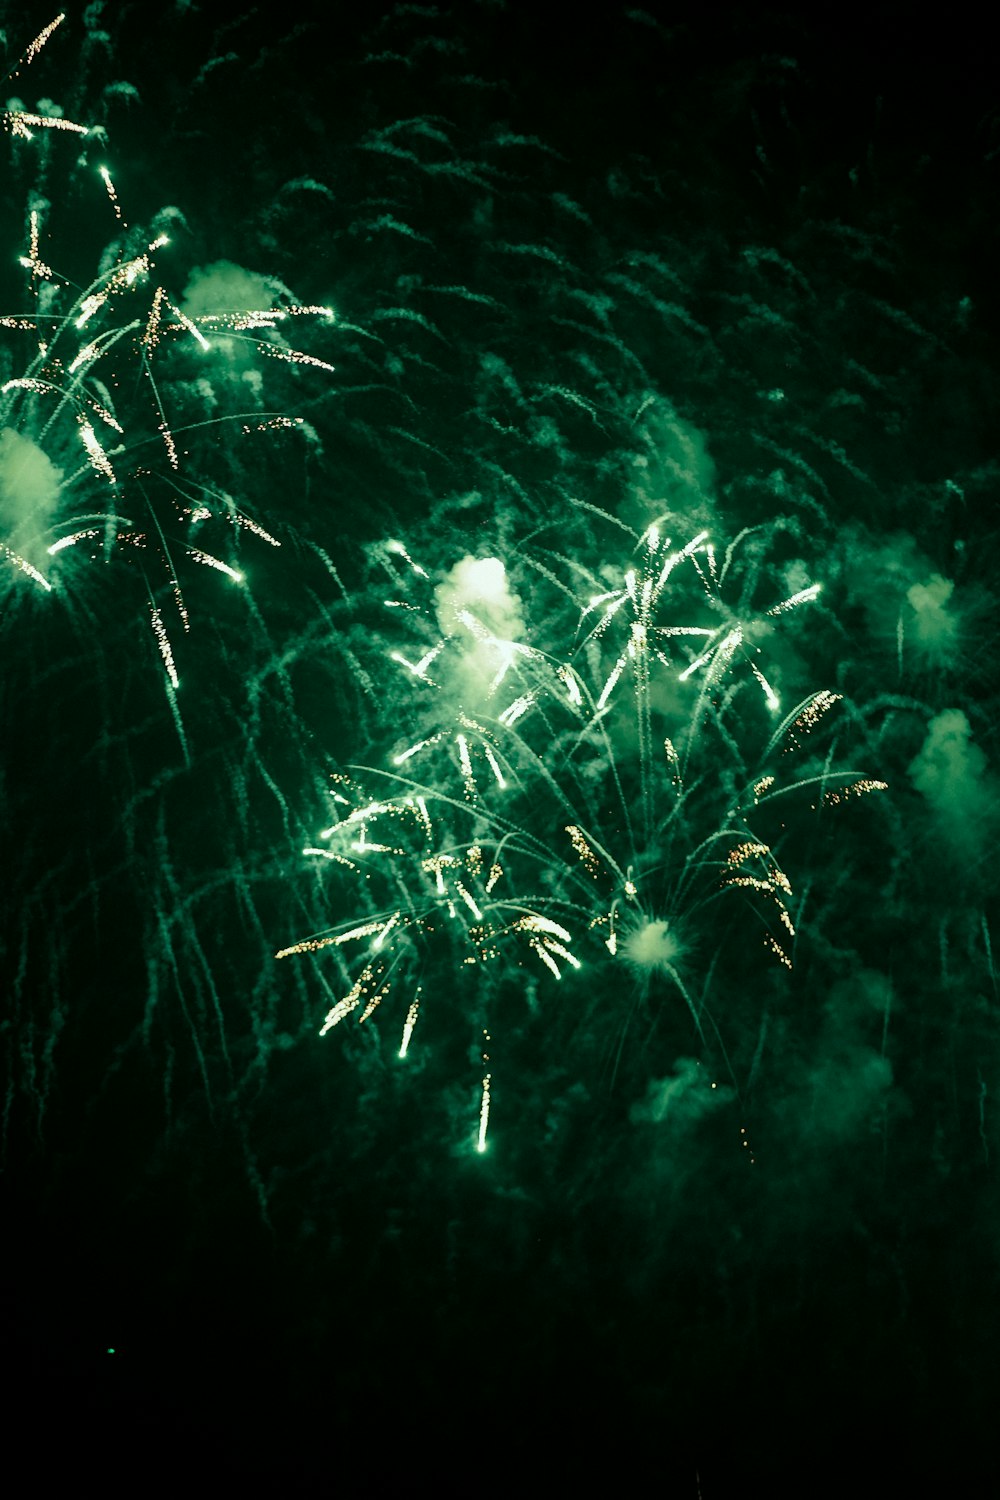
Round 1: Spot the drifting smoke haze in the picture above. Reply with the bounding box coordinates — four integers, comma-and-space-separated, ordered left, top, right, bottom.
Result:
0, 424, 62, 566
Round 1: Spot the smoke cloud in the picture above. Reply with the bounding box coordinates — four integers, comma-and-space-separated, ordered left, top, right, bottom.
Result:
908, 709, 994, 851
179, 260, 277, 317
0, 427, 64, 571
433, 555, 527, 702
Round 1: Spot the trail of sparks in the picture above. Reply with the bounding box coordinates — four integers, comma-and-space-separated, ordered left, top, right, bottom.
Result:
1, 141, 334, 673
276, 526, 886, 1147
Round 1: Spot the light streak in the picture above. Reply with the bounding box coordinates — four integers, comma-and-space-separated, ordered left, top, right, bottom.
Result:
25, 14, 66, 66
78, 421, 117, 482
188, 550, 244, 583
478, 1031, 492, 1152
99, 165, 124, 223
20, 209, 53, 280
399, 990, 421, 1057
149, 605, 178, 687
2, 543, 52, 590
821, 778, 889, 807
5, 110, 88, 139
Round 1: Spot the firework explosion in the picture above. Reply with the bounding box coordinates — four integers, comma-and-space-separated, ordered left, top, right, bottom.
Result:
2, 32, 335, 707
1, 14, 339, 1145
277, 511, 889, 1149
2, 5, 998, 1484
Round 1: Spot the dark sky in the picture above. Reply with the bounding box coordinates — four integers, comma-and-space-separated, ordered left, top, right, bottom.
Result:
2, 2, 998, 1490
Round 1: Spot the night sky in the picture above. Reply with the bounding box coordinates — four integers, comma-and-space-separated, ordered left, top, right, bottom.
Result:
2, 1, 998, 1489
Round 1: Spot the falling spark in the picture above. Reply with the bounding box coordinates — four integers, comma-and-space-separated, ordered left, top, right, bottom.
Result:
188, 550, 244, 583
149, 605, 179, 687
478, 1030, 492, 1152
2, 543, 52, 590
78, 420, 117, 482
5, 110, 88, 138
99, 165, 124, 223
399, 990, 421, 1057
24, 14, 66, 66
821, 778, 889, 807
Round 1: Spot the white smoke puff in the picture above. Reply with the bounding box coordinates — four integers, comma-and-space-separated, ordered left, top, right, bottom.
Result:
433, 555, 525, 640
179, 262, 287, 369
908, 709, 992, 848
905, 573, 958, 663
433, 555, 527, 702
0, 427, 64, 571
179, 260, 277, 318
622, 918, 682, 974
615, 913, 691, 1018
241, 368, 264, 402
838, 525, 967, 674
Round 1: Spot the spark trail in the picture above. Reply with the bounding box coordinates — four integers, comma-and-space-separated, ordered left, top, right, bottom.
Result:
277, 513, 887, 1144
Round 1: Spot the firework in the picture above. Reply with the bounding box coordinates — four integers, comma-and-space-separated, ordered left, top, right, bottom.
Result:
278, 508, 887, 1144
2, 26, 335, 688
